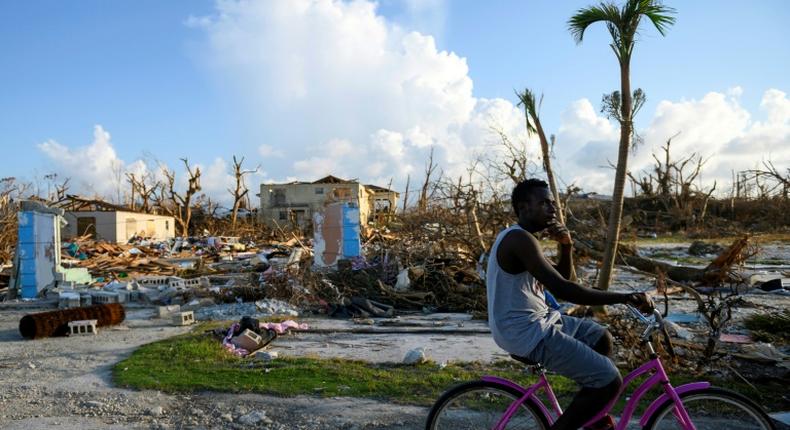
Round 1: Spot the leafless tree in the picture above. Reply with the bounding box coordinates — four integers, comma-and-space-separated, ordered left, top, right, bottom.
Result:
742, 160, 789, 199
418, 147, 441, 211
228, 155, 260, 231
160, 159, 202, 237
627, 134, 717, 223
487, 126, 537, 185
110, 159, 125, 204
126, 172, 160, 213
401, 174, 410, 213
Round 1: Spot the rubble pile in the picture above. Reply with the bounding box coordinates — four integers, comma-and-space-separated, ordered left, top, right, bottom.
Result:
2, 196, 787, 380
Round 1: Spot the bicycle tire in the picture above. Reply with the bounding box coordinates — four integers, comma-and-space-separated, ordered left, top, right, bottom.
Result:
425, 379, 550, 430
643, 387, 776, 430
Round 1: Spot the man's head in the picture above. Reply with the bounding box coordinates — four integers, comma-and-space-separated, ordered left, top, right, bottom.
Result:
511, 178, 556, 232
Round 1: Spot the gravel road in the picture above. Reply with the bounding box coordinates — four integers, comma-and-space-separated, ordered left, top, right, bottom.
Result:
0, 302, 430, 429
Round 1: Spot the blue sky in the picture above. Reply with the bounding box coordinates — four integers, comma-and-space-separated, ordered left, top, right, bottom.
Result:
1, 0, 788, 204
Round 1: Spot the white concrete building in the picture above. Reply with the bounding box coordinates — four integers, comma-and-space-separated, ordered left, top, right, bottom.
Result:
258, 175, 399, 228
60, 197, 175, 243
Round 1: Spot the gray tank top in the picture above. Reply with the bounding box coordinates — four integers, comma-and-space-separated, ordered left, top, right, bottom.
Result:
486, 224, 561, 356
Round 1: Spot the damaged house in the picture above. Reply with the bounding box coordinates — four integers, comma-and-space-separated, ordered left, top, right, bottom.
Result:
59, 196, 175, 243
257, 175, 399, 228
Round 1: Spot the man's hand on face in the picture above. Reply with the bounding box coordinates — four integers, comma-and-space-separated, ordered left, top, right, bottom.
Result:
546, 219, 572, 245
626, 292, 654, 314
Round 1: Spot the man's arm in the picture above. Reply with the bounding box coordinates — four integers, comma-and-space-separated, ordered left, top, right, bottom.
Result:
553, 243, 573, 279
545, 220, 574, 279
502, 230, 648, 308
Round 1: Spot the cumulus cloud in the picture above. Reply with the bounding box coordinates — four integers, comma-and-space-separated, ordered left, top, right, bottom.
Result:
195, 157, 239, 207
190, 0, 527, 190
37, 125, 140, 199
37, 125, 244, 206
258, 144, 285, 158
554, 89, 790, 195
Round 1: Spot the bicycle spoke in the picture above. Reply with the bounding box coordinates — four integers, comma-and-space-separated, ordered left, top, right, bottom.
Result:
648, 389, 773, 430
430, 385, 546, 430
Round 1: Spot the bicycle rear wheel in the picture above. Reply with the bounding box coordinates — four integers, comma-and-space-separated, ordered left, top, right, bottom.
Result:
643, 387, 776, 430
425, 380, 550, 430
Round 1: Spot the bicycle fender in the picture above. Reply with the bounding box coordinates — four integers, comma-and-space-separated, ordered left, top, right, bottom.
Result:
639, 382, 711, 427
481, 376, 555, 424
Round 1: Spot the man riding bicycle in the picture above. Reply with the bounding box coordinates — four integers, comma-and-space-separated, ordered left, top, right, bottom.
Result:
487, 179, 653, 430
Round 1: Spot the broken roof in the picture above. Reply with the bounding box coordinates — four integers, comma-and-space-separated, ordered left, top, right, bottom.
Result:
57, 195, 170, 215
365, 184, 400, 195
313, 175, 356, 184
263, 175, 398, 194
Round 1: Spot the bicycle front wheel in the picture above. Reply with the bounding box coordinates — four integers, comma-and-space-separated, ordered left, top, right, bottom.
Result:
644, 387, 776, 430
425, 380, 550, 430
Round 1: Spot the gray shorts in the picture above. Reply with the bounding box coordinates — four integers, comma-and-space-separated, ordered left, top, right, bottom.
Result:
524, 315, 620, 388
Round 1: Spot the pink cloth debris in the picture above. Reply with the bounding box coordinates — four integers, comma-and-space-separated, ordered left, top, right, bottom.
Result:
720, 333, 752, 344
221, 323, 251, 357
260, 320, 308, 334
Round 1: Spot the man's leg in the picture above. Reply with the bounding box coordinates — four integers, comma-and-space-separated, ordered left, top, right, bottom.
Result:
526, 321, 621, 430
549, 374, 622, 430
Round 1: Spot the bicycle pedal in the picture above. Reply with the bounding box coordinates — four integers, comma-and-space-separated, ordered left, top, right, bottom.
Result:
583, 414, 615, 430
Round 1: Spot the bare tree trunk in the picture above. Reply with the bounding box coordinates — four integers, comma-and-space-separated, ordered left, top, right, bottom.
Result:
699, 181, 716, 222
127, 174, 137, 210
163, 159, 202, 237
402, 174, 410, 213
532, 120, 576, 281
597, 61, 632, 292
418, 148, 437, 211
468, 196, 486, 253
228, 155, 259, 232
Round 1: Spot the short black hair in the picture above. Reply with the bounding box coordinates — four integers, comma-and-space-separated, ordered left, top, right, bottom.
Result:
511, 178, 549, 216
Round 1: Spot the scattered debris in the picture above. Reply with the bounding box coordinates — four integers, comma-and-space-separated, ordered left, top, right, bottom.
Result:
68, 319, 98, 336
735, 343, 790, 369
719, 333, 752, 344
403, 347, 428, 365
172, 311, 195, 326
254, 351, 279, 361
688, 241, 724, 256
237, 410, 272, 426
19, 303, 125, 339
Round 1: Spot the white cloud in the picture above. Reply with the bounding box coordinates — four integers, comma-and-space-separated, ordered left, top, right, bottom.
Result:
196, 157, 238, 207
553, 89, 790, 195
37, 125, 249, 207
37, 125, 139, 199
258, 144, 284, 158
191, 0, 526, 191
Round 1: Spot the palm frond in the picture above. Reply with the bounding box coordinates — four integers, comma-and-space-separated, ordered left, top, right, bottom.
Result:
638, 0, 676, 36
568, 2, 621, 44
515, 88, 538, 136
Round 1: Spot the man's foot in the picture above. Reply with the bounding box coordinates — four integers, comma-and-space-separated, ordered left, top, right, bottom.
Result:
583, 414, 615, 430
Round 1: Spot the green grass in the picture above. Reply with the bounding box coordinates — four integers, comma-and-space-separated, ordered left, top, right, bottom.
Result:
112, 331, 788, 412
113, 332, 571, 406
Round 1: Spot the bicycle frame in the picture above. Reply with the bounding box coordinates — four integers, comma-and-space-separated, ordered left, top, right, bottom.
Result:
482, 357, 708, 430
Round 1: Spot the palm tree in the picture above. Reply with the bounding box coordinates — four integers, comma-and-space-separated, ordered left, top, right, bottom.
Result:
517, 89, 577, 281
568, 0, 675, 291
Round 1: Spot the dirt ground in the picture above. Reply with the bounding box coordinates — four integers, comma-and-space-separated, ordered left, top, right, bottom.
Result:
0, 303, 431, 430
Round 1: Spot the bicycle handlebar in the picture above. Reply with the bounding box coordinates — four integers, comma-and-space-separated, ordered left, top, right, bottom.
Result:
625, 304, 652, 323
624, 304, 676, 358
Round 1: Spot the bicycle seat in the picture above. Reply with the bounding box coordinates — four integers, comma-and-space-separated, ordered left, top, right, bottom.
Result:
510, 354, 540, 366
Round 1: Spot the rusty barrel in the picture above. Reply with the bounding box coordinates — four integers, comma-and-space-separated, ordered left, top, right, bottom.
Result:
18, 303, 125, 339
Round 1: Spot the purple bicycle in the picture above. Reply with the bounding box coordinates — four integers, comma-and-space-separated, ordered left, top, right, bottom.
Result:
426, 305, 776, 429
